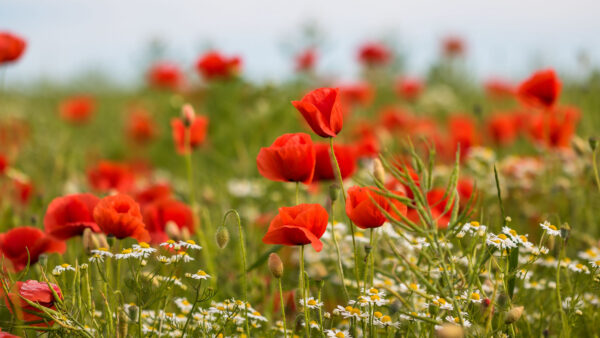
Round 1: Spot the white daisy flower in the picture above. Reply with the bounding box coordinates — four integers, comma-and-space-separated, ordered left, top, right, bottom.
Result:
462, 290, 483, 303
52, 263, 75, 275
178, 240, 202, 251
91, 247, 113, 257
431, 297, 454, 310
174, 298, 193, 313
160, 240, 182, 250
540, 221, 561, 237
486, 233, 517, 250
132, 242, 157, 257
326, 328, 351, 338
300, 297, 323, 309
568, 262, 590, 274
186, 269, 211, 280
115, 248, 141, 260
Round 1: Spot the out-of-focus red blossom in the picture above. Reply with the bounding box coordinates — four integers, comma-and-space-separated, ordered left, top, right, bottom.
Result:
262, 204, 329, 252
0, 153, 7, 175
273, 289, 296, 314
295, 48, 317, 72
357, 42, 391, 66
292, 87, 344, 138
195, 51, 241, 80
126, 108, 157, 145
457, 178, 476, 209
171, 115, 209, 154
445, 115, 480, 160
0, 227, 66, 271
44, 193, 100, 240
87, 161, 135, 193
134, 183, 172, 209
407, 188, 452, 229
410, 117, 444, 150
313, 142, 356, 181
484, 78, 515, 99
147, 61, 184, 91
385, 164, 420, 199
12, 179, 33, 206
0, 32, 26, 64
486, 112, 520, 146
3, 280, 63, 327
351, 121, 379, 158
253, 212, 276, 228
93, 193, 150, 242
527, 106, 580, 148
143, 198, 194, 243
0, 118, 30, 153
442, 36, 466, 57
517, 69, 561, 109
345, 186, 407, 229
256, 133, 316, 185
379, 107, 414, 132
338, 82, 374, 107
59, 96, 95, 124
396, 77, 424, 101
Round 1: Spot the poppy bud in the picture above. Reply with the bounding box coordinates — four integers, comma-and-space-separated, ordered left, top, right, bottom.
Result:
83, 228, 109, 253
504, 305, 524, 324
117, 308, 129, 338
181, 104, 195, 127
268, 253, 284, 278
216, 226, 230, 249
329, 184, 340, 202
165, 221, 182, 240
373, 158, 385, 183
436, 323, 464, 338
589, 136, 598, 151
181, 227, 191, 242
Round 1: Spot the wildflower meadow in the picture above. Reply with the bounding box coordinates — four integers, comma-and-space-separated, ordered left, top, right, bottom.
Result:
2, 20, 600, 338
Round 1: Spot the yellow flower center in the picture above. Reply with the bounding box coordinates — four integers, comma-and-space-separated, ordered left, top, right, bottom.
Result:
345, 306, 353, 312
139, 242, 150, 248
471, 221, 480, 227
186, 240, 196, 245
197, 270, 207, 276
471, 292, 480, 300
497, 234, 508, 240
409, 283, 418, 290
308, 299, 317, 306
166, 240, 176, 244
61, 263, 70, 268
369, 288, 378, 294
382, 315, 391, 323
336, 332, 345, 338
519, 235, 528, 242
549, 225, 557, 231
374, 311, 383, 318
121, 249, 132, 254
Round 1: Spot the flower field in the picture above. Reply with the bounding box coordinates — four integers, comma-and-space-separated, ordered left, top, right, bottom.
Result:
2, 30, 600, 338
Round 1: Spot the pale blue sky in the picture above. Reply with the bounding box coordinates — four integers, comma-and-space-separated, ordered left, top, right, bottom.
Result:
1, 0, 599, 86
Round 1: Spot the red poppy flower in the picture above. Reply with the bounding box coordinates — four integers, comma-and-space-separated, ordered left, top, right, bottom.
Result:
486, 113, 519, 146
345, 186, 407, 229
292, 87, 343, 138
195, 51, 241, 80
0, 32, 26, 64
407, 188, 452, 229
171, 115, 209, 154
142, 198, 194, 244
0, 153, 7, 175
0, 328, 19, 337
295, 48, 317, 72
0, 227, 66, 271
527, 106, 580, 148
12, 178, 33, 206
484, 78, 514, 99
59, 95, 95, 124
379, 107, 414, 131
93, 194, 150, 242
44, 193, 100, 240
126, 108, 157, 145
262, 204, 329, 252
358, 42, 391, 66
446, 115, 480, 160
338, 82, 374, 107
3, 280, 63, 326
87, 161, 135, 193
442, 36, 466, 57
396, 77, 423, 101
148, 61, 184, 91
257, 133, 316, 184
517, 69, 561, 109
312, 142, 356, 181
134, 183, 172, 209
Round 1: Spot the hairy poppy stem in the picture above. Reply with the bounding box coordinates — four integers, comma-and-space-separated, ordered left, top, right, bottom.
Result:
222, 209, 250, 336
300, 245, 309, 337
329, 137, 361, 294
277, 278, 287, 338
330, 199, 349, 301
593, 148, 600, 193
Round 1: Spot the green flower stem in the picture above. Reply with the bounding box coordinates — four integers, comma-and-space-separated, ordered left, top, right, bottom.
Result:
329, 137, 361, 294
300, 245, 309, 337
330, 199, 349, 301
277, 278, 287, 338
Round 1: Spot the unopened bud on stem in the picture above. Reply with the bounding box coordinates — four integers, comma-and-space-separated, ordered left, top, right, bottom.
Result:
215, 226, 230, 249
504, 305, 524, 324
268, 253, 284, 278
373, 159, 385, 183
